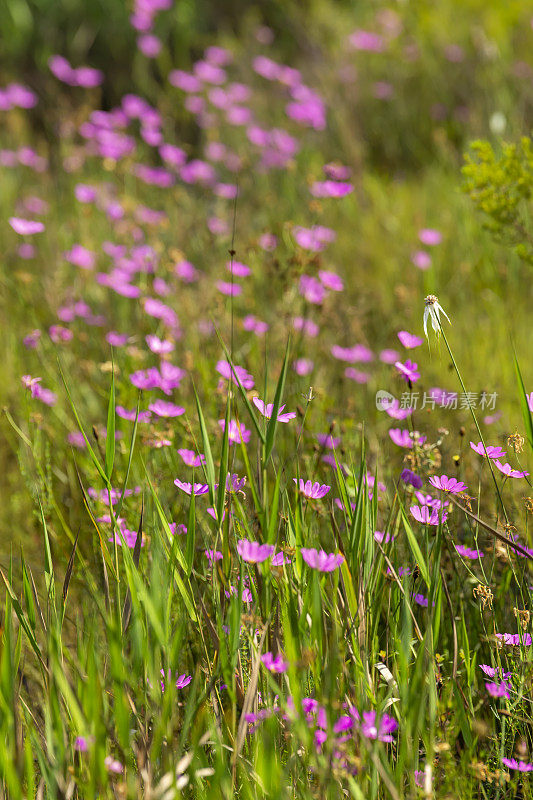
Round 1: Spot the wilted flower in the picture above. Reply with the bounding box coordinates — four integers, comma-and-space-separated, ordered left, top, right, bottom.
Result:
423, 295, 451, 340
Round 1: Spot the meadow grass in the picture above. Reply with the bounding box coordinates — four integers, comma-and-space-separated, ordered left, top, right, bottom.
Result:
1, 0, 533, 797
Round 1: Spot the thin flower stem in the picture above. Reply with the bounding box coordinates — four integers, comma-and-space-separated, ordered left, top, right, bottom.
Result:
439, 326, 509, 525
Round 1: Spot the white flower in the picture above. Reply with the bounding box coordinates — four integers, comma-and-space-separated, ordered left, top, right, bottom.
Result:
423, 295, 451, 340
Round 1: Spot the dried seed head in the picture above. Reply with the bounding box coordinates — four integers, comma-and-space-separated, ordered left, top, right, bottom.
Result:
514, 608, 531, 630
473, 584, 493, 610
508, 430, 525, 454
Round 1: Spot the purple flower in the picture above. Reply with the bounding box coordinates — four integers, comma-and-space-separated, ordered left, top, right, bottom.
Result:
146, 334, 174, 355
138, 33, 161, 58
318, 270, 344, 291
397, 330, 423, 349
389, 428, 427, 448
502, 758, 533, 772
527, 392, 533, 413
348, 30, 384, 51
68, 431, 86, 448
480, 664, 511, 679
311, 181, 353, 199
414, 492, 444, 510
410, 505, 448, 525
205, 549, 223, 562
226, 261, 248, 278
271, 551, 291, 567
169, 523, 187, 536
493, 461, 529, 479
380, 349, 400, 364
294, 479, 331, 499
400, 469, 423, 489
359, 710, 398, 742
293, 358, 314, 375
159, 669, 192, 692
429, 475, 468, 493
411, 250, 432, 270
496, 632, 532, 646
261, 652, 289, 673
174, 260, 199, 283
219, 419, 251, 445
293, 317, 319, 337
243, 315, 269, 336
259, 232, 278, 251
177, 449, 205, 467
293, 225, 336, 252
253, 397, 296, 423
412, 593, 430, 607
486, 681, 510, 699
395, 359, 420, 384
64, 244, 95, 269
384, 399, 413, 420
149, 400, 185, 418
418, 228, 442, 246
455, 544, 484, 559
470, 441, 506, 459
216, 360, 254, 390
217, 280, 242, 297
74, 736, 88, 752
116, 406, 151, 423
316, 434, 340, 449
104, 757, 124, 774
374, 530, 393, 544
300, 548, 344, 572
331, 344, 374, 363
174, 479, 210, 496
299, 275, 325, 304
9, 217, 44, 235
237, 539, 275, 563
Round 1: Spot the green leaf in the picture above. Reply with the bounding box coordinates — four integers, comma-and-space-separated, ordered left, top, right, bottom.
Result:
57, 357, 110, 487
193, 382, 216, 506
115, 392, 141, 518
265, 337, 291, 463
185, 486, 196, 577
514, 351, 533, 452
398, 502, 430, 587
104, 359, 116, 480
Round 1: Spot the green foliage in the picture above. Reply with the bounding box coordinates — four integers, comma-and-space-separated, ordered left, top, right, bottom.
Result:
463, 137, 533, 263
